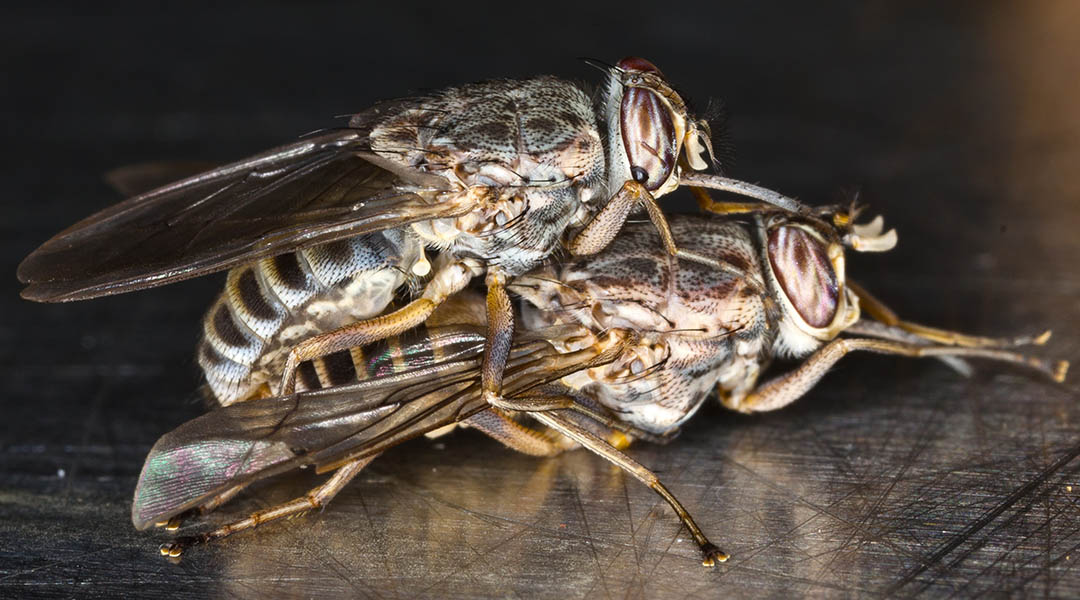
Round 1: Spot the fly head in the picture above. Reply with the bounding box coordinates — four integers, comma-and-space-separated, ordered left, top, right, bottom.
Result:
601, 57, 716, 198
758, 207, 895, 357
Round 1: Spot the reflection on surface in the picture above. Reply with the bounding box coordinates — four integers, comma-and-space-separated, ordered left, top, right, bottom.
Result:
183, 366, 1078, 597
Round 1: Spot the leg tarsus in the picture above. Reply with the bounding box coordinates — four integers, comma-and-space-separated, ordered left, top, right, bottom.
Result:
160, 536, 201, 558
700, 542, 729, 566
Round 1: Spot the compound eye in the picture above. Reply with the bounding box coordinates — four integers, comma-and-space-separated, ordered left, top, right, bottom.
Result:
620, 87, 676, 191
616, 56, 662, 74
767, 226, 839, 328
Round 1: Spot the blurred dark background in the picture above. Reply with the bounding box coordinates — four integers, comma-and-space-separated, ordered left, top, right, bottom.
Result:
2, 2, 1079, 597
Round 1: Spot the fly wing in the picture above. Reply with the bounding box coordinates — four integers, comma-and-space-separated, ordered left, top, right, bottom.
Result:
104, 161, 222, 198
131, 348, 487, 530
19, 121, 459, 302
131, 324, 617, 530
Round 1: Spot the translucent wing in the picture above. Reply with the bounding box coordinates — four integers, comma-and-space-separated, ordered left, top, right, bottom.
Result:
19, 119, 460, 302
131, 325, 614, 529
131, 347, 484, 530
104, 161, 222, 198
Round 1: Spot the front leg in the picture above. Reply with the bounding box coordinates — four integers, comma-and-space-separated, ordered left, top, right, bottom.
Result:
849, 280, 1052, 348
724, 336, 1068, 414
569, 180, 720, 268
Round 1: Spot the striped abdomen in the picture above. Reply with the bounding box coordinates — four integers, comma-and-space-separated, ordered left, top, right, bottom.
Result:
292, 324, 487, 393
199, 230, 421, 405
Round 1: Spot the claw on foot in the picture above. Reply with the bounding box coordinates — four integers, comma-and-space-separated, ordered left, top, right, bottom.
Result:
1033, 330, 1052, 346
159, 536, 198, 559
1055, 360, 1069, 383
700, 543, 729, 567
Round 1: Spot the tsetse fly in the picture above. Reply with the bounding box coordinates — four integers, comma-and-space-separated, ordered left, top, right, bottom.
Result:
133, 212, 1067, 566
17, 57, 801, 409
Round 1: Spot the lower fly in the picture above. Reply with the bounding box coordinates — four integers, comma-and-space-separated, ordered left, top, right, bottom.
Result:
133, 211, 1066, 566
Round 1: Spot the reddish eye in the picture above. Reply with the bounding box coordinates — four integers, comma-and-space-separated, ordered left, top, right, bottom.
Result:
767, 226, 839, 328
620, 87, 676, 191
616, 56, 662, 75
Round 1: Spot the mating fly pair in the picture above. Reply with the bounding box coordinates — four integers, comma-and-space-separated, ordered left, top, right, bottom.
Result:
18, 55, 794, 562
17, 58, 1066, 565
131, 211, 1066, 566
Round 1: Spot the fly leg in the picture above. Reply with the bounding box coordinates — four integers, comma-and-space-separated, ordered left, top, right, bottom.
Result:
569, 180, 720, 268
160, 455, 376, 558
690, 186, 771, 216
279, 261, 477, 394
844, 319, 974, 376
478, 329, 660, 448
471, 267, 555, 454
155, 484, 248, 531
486, 389, 675, 446
481, 268, 514, 408
464, 409, 576, 456
849, 280, 1053, 348
491, 394, 728, 566
678, 171, 808, 214
468, 402, 633, 456
725, 337, 1069, 414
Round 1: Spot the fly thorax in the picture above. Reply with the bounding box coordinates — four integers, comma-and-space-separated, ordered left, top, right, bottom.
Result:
514, 269, 592, 332
589, 339, 670, 389
374, 76, 606, 275
410, 186, 569, 275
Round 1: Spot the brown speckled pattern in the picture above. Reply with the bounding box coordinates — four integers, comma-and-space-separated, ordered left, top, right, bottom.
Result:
519, 216, 779, 433
368, 77, 606, 274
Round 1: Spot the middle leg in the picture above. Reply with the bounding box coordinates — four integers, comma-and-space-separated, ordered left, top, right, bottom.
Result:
279, 260, 477, 394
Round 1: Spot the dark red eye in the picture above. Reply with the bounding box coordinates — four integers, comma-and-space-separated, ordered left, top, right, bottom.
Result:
616, 56, 663, 75
767, 226, 839, 328
620, 87, 676, 191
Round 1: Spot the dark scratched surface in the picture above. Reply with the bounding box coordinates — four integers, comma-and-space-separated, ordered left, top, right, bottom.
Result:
3, 2, 1080, 598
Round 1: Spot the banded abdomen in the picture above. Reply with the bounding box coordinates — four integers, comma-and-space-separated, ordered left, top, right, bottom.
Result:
199, 230, 422, 405
292, 323, 488, 394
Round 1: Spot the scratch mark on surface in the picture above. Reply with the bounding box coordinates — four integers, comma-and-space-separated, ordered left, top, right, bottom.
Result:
807, 404, 938, 591
575, 482, 612, 600
888, 441, 1080, 595
937, 467, 1080, 597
